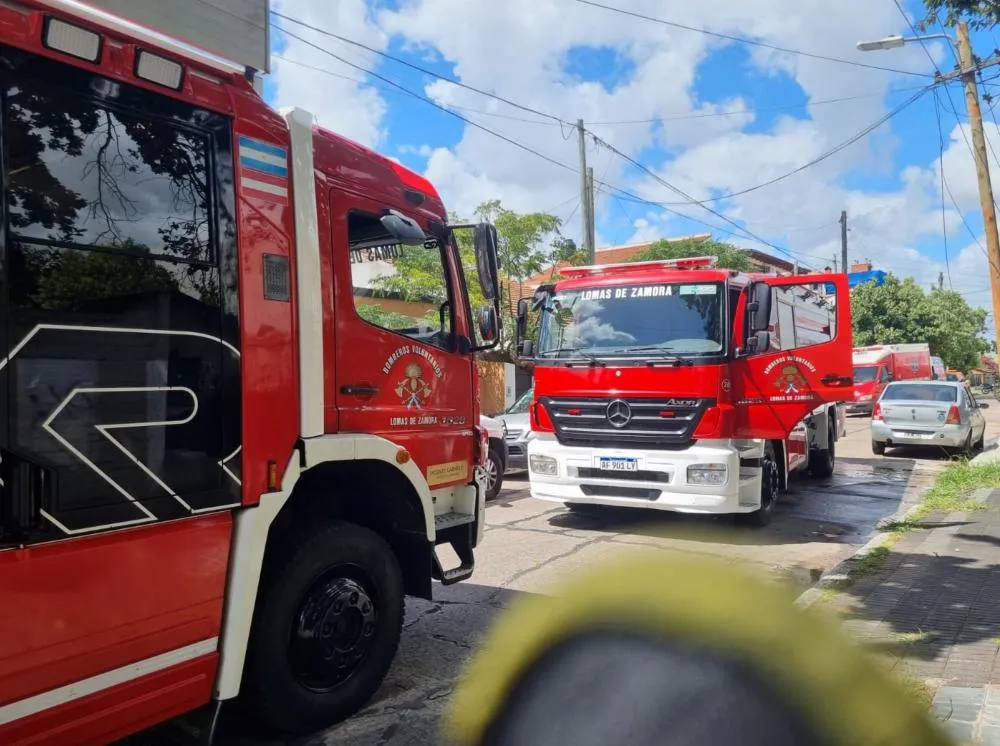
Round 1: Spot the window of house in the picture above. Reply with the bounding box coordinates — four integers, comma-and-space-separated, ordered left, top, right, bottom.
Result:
347, 211, 453, 349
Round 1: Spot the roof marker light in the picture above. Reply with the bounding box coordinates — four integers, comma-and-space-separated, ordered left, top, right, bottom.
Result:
43, 16, 101, 62
559, 255, 718, 279
135, 49, 184, 90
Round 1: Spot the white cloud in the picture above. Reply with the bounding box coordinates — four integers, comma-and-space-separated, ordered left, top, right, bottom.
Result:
268, 0, 994, 319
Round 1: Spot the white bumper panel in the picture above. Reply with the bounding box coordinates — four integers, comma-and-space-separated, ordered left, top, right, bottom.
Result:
527, 435, 762, 514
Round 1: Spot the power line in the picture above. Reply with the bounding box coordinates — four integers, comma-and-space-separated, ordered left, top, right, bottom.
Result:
272, 10, 568, 125
648, 86, 931, 205
271, 21, 802, 254
570, 0, 935, 78
585, 86, 930, 125
932, 90, 954, 288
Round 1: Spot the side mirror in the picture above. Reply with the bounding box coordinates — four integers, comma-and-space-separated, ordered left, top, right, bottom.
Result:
746, 281, 772, 333
477, 305, 498, 343
380, 209, 427, 245
885, 373, 894, 382
474, 223, 500, 302
516, 298, 529, 340
517, 339, 535, 358
745, 330, 770, 355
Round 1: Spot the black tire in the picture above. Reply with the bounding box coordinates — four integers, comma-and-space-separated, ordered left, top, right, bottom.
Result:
486, 447, 504, 500
808, 421, 836, 478
960, 432, 974, 459
975, 430, 986, 452
872, 440, 886, 456
242, 522, 404, 735
739, 442, 779, 528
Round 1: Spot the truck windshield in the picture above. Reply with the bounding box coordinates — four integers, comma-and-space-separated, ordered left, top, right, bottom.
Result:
853, 366, 878, 383
537, 281, 725, 358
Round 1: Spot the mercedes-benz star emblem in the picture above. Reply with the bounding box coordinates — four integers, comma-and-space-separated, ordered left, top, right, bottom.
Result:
606, 399, 632, 428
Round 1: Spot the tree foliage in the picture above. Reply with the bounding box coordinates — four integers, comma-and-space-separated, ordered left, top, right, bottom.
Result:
919, 0, 1000, 30
365, 200, 564, 357
850, 274, 988, 371
629, 237, 756, 271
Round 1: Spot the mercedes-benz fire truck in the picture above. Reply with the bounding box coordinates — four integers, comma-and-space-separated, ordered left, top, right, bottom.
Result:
0, 2, 502, 743
515, 256, 853, 527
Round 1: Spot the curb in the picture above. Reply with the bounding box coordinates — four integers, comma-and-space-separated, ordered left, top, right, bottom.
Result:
794, 499, 924, 609
794, 485, 996, 609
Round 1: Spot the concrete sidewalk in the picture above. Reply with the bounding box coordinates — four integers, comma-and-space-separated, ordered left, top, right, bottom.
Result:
821, 489, 1000, 745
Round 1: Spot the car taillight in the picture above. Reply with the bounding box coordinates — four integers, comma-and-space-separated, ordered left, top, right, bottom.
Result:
871, 402, 883, 421
945, 405, 961, 425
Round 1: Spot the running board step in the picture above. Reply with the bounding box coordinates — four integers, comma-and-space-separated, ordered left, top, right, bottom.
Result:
434, 511, 475, 531
432, 515, 476, 586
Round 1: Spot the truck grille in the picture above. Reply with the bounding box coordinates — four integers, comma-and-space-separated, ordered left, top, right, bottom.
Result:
539, 396, 713, 450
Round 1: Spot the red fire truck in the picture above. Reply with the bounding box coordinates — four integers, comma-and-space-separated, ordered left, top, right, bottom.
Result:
0, 2, 501, 743
515, 256, 853, 526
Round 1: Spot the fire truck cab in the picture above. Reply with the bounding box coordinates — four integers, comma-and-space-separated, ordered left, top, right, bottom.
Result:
515, 256, 853, 527
0, 2, 500, 743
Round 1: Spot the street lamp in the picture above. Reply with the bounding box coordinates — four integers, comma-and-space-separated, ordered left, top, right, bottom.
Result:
855, 32, 958, 57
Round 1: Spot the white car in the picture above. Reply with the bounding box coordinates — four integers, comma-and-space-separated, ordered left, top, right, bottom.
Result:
871, 380, 988, 456
480, 414, 508, 500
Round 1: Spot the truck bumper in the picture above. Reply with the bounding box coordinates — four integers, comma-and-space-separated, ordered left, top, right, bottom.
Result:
526, 435, 763, 515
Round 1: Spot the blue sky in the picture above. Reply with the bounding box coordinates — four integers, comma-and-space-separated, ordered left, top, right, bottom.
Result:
265, 0, 1000, 325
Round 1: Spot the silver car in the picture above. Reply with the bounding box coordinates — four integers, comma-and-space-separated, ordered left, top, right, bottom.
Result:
870, 380, 988, 456
496, 388, 532, 471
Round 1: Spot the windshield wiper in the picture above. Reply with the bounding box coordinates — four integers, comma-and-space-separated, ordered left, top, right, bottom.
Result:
607, 346, 696, 366
538, 347, 606, 366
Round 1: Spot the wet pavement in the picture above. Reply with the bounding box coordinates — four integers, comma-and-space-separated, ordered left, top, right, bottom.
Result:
135, 411, 1000, 746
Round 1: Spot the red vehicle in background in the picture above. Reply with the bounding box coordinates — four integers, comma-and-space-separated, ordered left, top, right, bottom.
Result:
849, 344, 932, 415
0, 2, 502, 743
515, 257, 854, 527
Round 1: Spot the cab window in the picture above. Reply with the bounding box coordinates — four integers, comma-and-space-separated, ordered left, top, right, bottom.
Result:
347, 211, 454, 350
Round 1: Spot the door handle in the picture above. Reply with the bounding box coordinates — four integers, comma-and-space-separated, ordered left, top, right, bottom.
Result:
341, 385, 379, 396
820, 375, 852, 386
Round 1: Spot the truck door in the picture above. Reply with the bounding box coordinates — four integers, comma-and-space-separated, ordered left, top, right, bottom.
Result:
0, 53, 240, 740
733, 274, 853, 440
330, 193, 476, 490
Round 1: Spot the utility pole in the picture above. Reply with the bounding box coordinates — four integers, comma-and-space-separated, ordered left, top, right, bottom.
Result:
585, 166, 596, 257
831, 256, 838, 274
577, 119, 595, 263
938, 271, 945, 290
839, 210, 848, 275
957, 21, 1000, 355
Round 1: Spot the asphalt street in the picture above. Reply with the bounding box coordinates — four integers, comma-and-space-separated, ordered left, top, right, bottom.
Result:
135, 405, 1000, 746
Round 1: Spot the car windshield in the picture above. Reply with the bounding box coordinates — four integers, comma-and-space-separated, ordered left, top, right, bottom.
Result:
853, 365, 877, 383
506, 389, 533, 414
882, 383, 958, 403
536, 281, 725, 357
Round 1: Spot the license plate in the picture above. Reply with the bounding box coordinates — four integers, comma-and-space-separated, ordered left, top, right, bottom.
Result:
598, 457, 638, 472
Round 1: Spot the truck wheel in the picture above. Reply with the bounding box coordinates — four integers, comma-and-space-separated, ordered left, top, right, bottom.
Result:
486, 446, 504, 500
739, 442, 779, 528
808, 421, 836, 478
243, 522, 404, 735
872, 440, 886, 456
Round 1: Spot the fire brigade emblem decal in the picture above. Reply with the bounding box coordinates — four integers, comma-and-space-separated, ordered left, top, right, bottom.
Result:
774, 364, 809, 395
606, 399, 632, 428
383, 344, 445, 414
395, 362, 433, 408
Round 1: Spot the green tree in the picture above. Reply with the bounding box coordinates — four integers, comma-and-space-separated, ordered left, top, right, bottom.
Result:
919, 0, 1000, 30
850, 274, 988, 371
368, 200, 562, 357
629, 237, 756, 271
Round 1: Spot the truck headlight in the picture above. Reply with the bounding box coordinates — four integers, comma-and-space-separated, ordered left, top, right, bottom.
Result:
687, 463, 727, 485
859, 394, 872, 402
529, 454, 558, 476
